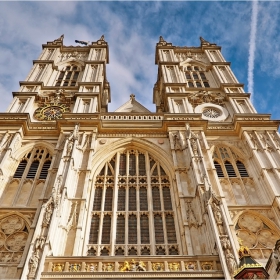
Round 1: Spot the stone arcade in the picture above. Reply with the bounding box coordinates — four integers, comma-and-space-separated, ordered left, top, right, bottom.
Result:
0, 35, 279, 279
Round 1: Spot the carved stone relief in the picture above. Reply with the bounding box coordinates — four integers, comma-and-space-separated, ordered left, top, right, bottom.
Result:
58, 52, 87, 62
188, 91, 226, 108
175, 52, 209, 64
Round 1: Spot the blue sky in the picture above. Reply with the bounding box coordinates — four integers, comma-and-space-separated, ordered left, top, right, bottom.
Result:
0, 1, 280, 121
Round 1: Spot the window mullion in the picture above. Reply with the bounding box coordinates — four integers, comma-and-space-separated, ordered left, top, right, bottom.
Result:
97, 164, 107, 253
158, 166, 168, 252
146, 152, 155, 255
12, 148, 37, 206
110, 153, 120, 256
26, 148, 47, 205
136, 153, 140, 249
125, 153, 129, 251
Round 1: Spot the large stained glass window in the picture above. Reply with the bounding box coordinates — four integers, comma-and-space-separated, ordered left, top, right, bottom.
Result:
88, 150, 179, 256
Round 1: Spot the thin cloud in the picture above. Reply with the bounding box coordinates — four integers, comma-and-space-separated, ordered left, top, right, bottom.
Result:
248, 0, 258, 98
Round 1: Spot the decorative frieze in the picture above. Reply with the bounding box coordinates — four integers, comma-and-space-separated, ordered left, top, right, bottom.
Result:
45, 257, 222, 273
101, 115, 163, 121
175, 52, 209, 64
58, 51, 88, 62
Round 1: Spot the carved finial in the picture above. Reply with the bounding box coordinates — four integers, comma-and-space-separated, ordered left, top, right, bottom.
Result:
199, 36, 216, 47
100, 34, 105, 41
130, 94, 135, 101
200, 36, 210, 45
59, 34, 64, 41
159, 36, 165, 42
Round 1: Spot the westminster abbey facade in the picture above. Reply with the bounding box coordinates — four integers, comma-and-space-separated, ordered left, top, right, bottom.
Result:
0, 35, 279, 279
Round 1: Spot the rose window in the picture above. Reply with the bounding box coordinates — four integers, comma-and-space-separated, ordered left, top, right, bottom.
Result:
202, 108, 221, 119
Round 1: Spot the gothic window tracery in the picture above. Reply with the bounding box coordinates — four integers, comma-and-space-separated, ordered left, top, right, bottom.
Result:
88, 149, 179, 256
213, 147, 248, 178
213, 146, 261, 205
236, 212, 280, 260
1, 147, 52, 207
55, 65, 80, 87
0, 214, 30, 264
185, 66, 210, 88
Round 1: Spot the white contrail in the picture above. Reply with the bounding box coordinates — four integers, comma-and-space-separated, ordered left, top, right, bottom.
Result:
248, 0, 259, 99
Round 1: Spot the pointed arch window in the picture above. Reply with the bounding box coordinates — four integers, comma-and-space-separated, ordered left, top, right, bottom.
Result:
12, 148, 52, 180
213, 147, 249, 178
88, 150, 179, 256
55, 65, 80, 87
2, 147, 52, 207
213, 146, 258, 205
185, 65, 210, 88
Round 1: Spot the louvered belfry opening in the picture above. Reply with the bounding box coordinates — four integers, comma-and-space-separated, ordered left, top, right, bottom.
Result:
213, 146, 250, 178
26, 161, 40, 178
224, 161, 237, 177
212, 146, 257, 205
13, 147, 52, 180
13, 160, 28, 178
39, 160, 51, 179
236, 160, 249, 177
88, 149, 179, 256
214, 161, 224, 178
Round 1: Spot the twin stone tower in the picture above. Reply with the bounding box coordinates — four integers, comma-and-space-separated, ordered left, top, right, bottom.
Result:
0, 35, 279, 279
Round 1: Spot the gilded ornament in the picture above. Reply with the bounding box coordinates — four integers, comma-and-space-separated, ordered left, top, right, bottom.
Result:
103, 263, 114, 272
119, 259, 146, 272
201, 262, 213, 270
69, 263, 81, 272
185, 262, 196, 270
34, 103, 70, 121
168, 262, 180, 271
52, 263, 64, 272
86, 263, 97, 272
152, 262, 164, 271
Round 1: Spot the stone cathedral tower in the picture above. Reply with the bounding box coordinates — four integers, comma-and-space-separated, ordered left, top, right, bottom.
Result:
0, 35, 279, 280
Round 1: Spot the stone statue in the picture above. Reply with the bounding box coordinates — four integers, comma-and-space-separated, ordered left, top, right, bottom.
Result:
212, 201, 225, 235
225, 251, 237, 275
220, 236, 231, 250
35, 236, 45, 250
173, 133, 182, 150
28, 249, 40, 277
190, 138, 199, 156
42, 197, 54, 227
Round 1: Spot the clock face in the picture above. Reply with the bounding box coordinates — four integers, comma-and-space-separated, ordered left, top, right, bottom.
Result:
34, 104, 70, 121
